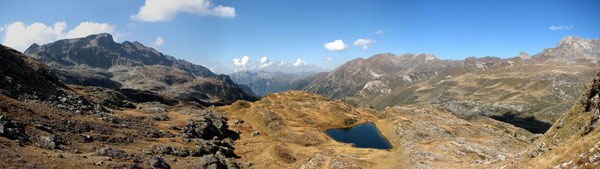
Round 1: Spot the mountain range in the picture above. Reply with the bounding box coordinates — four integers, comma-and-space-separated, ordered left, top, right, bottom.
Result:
229, 70, 320, 96
24, 33, 257, 106
296, 36, 599, 133
1, 34, 600, 168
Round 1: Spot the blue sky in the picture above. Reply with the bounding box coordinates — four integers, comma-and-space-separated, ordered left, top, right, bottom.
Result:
1, 0, 599, 74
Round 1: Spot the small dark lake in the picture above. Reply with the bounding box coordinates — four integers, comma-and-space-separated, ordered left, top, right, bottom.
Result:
325, 122, 392, 150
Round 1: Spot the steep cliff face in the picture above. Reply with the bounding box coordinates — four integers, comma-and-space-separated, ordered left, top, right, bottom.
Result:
0, 44, 69, 101
24, 33, 257, 106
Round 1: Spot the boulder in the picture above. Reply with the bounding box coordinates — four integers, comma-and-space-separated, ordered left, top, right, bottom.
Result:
148, 156, 170, 169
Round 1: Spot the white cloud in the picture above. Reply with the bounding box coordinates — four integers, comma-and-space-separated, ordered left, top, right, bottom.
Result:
260, 62, 274, 68
259, 56, 274, 68
232, 56, 252, 72
549, 24, 574, 31
130, 0, 236, 22
353, 39, 376, 50
293, 58, 306, 67
2, 21, 116, 51
0, 27, 4, 31
260, 56, 268, 63
152, 36, 164, 47
211, 5, 236, 18
324, 40, 348, 51
324, 57, 334, 61
64, 22, 115, 39
232, 56, 250, 67
227, 56, 329, 73
375, 30, 384, 34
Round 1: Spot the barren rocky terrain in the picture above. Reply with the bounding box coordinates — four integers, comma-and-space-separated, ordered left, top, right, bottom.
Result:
302, 36, 600, 134
1, 35, 600, 169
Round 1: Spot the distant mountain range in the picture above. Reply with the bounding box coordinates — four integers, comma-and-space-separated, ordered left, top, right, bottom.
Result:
2, 33, 600, 168
24, 33, 257, 106
21, 33, 600, 133
299, 36, 600, 133
229, 70, 321, 96
230, 36, 600, 133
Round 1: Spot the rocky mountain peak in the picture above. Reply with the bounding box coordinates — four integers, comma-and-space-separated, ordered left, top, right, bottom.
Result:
557, 36, 585, 47
533, 36, 600, 63
85, 32, 113, 41
518, 52, 531, 59
420, 53, 438, 61
21, 33, 257, 106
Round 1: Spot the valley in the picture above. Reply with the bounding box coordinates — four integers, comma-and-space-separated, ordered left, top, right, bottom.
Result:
0, 34, 598, 168
2, 0, 599, 168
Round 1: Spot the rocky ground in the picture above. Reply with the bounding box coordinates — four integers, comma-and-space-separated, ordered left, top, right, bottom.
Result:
0, 92, 244, 169
494, 70, 600, 169
302, 37, 600, 135
217, 91, 537, 169
0, 44, 244, 168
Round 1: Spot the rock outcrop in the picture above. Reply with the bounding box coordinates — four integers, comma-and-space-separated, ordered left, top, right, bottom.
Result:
502, 70, 600, 168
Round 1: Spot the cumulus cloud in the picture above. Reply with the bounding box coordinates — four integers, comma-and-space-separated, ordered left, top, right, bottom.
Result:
232, 56, 251, 72
226, 56, 328, 74
549, 24, 574, 31
227, 55, 329, 73
375, 30, 384, 34
260, 56, 268, 63
293, 58, 306, 67
152, 36, 164, 47
353, 39, 376, 50
233, 56, 250, 66
324, 40, 348, 51
259, 56, 274, 68
2, 21, 116, 51
130, 0, 236, 22
64, 22, 115, 39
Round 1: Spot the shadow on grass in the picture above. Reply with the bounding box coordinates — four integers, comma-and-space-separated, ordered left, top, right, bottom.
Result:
490, 113, 552, 134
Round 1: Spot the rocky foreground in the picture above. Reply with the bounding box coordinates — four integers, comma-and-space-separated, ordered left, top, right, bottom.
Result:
0, 44, 243, 168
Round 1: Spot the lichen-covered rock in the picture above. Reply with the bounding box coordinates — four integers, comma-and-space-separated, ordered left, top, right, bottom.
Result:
0, 116, 28, 142
148, 156, 170, 169
93, 147, 126, 159
35, 132, 57, 150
